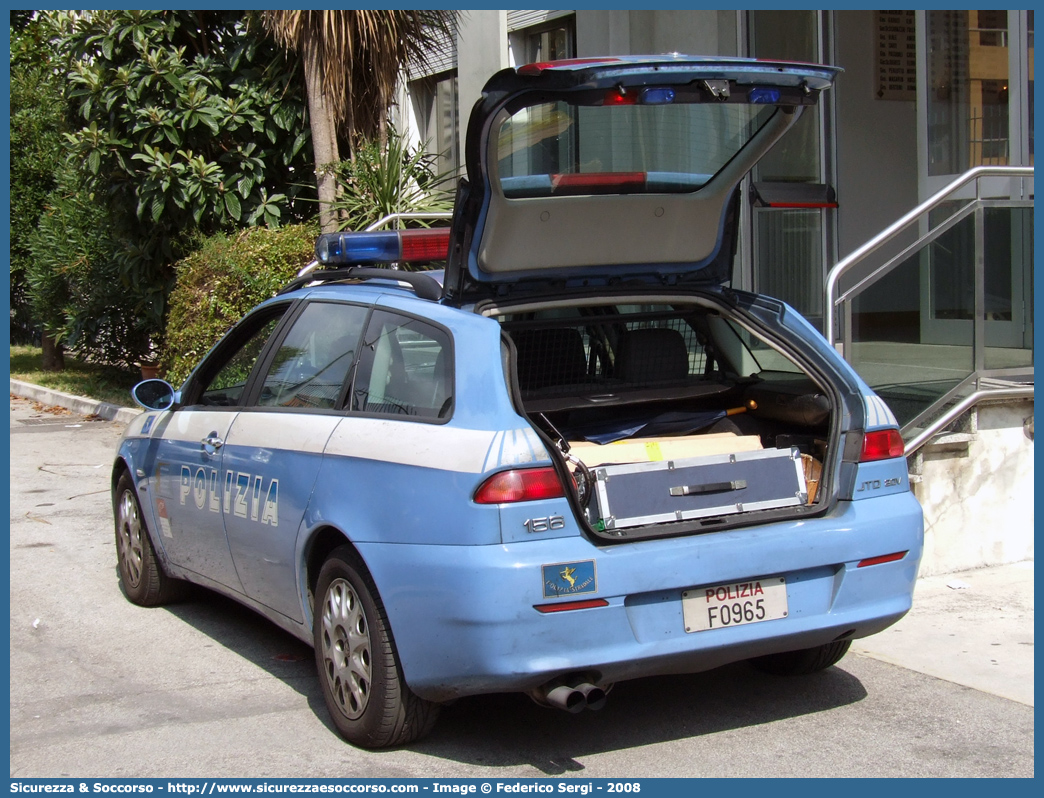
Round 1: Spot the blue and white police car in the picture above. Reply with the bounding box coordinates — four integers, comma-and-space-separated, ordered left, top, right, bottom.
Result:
114, 56, 923, 748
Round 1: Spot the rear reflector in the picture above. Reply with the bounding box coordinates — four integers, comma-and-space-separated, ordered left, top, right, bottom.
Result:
860, 428, 905, 461
535, 599, 609, 613
474, 467, 565, 504
857, 551, 908, 568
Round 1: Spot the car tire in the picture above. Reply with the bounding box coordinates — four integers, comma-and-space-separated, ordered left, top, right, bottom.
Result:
313, 546, 440, 748
114, 471, 183, 606
749, 640, 853, 676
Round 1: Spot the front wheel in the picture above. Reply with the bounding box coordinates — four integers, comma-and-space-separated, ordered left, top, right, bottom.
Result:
113, 472, 182, 606
313, 546, 439, 748
749, 640, 853, 676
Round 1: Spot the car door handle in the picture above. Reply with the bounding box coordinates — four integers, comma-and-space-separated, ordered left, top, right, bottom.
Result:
201, 434, 225, 451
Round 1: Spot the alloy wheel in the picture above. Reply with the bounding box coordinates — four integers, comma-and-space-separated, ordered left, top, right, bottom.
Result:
320, 578, 372, 720
116, 489, 144, 588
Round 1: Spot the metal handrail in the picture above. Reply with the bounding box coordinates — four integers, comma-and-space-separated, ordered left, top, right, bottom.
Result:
364, 211, 452, 232
824, 165, 1033, 344
905, 385, 1035, 455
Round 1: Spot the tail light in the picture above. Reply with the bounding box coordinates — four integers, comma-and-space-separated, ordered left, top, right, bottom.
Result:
860, 428, 904, 461
474, 467, 565, 504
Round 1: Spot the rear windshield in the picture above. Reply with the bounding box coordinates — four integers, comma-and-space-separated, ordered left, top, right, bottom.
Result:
496, 99, 776, 199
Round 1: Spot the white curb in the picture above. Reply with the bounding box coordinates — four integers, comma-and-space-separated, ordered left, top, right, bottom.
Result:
10, 379, 142, 424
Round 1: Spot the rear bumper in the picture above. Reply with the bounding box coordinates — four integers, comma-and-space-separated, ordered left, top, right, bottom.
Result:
357, 492, 923, 701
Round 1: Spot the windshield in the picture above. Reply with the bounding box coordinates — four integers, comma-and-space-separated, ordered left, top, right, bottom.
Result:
496, 99, 777, 199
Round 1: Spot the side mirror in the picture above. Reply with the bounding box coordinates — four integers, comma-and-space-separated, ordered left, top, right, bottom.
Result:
132, 379, 176, 411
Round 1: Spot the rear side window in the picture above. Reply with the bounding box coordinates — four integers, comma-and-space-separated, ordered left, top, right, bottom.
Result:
258, 302, 368, 410
352, 310, 453, 420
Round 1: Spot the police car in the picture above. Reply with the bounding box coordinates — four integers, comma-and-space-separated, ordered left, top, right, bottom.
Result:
113, 56, 923, 748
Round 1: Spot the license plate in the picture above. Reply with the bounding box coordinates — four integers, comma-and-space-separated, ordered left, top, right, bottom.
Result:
682, 576, 788, 633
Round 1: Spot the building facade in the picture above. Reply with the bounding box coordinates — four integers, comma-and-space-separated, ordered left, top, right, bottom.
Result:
396, 9, 1033, 351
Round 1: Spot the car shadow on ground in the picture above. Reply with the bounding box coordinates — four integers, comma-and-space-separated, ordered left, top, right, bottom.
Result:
162, 586, 319, 687
412, 665, 868, 772
161, 584, 868, 766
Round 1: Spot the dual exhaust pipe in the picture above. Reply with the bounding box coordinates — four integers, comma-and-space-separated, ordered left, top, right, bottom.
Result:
532, 679, 608, 713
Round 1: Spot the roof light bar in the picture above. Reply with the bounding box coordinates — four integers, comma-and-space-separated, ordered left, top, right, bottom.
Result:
315, 228, 450, 267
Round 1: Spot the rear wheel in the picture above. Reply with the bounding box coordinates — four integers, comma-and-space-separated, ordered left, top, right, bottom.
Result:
749, 640, 853, 676
313, 546, 439, 748
114, 472, 182, 606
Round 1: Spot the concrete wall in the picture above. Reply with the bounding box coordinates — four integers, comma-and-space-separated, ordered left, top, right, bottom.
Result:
913, 400, 1035, 576
577, 10, 738, 57
455, 10, 509, 162
833, 11, 921, 314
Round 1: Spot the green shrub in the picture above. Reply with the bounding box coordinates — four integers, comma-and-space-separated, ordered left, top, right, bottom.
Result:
27, 163, 157, 368
331, 129, 454, 239
162, 223, 319, 385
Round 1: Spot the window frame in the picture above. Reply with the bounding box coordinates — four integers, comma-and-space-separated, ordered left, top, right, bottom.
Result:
180, 301, 296, 410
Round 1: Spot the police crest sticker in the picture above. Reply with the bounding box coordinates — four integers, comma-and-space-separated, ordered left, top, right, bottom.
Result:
542, 560, 597, 599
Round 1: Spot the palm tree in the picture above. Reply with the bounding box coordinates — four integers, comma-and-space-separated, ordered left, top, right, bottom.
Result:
261, 10, 456, 232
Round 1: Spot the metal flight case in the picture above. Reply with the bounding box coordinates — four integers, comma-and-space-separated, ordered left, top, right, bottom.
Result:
587, 447, 807, 531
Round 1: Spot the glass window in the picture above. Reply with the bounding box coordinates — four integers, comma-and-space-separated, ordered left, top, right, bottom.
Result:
1029, 10, 1034, 165
755, 208, 824, 318
352, 311, 453, 419
258, 302, 369, 410
748, 10, 829, 326
196, 314, 285, 408
409, 70, 460, 181
525, 19, 574, 63
751, 10, 821, 183
496, 100, 776, 198
927, 10, 1012, 175
716, 318, 804, 375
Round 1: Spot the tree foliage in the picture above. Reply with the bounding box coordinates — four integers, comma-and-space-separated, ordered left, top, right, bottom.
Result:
26, 164, 153, 366
10, 13, 67, 344
56, 10, 314, 356
261, 10, 454, 144
260, 10, 456, 231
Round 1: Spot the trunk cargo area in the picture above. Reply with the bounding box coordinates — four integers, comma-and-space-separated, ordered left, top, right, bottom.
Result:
495, 298, 835, 539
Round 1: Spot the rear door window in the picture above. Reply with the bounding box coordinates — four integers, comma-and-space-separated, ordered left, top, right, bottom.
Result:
352, 310, 453, 420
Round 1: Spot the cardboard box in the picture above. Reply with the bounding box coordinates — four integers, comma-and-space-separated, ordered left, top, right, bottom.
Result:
570, 432, 762, 467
